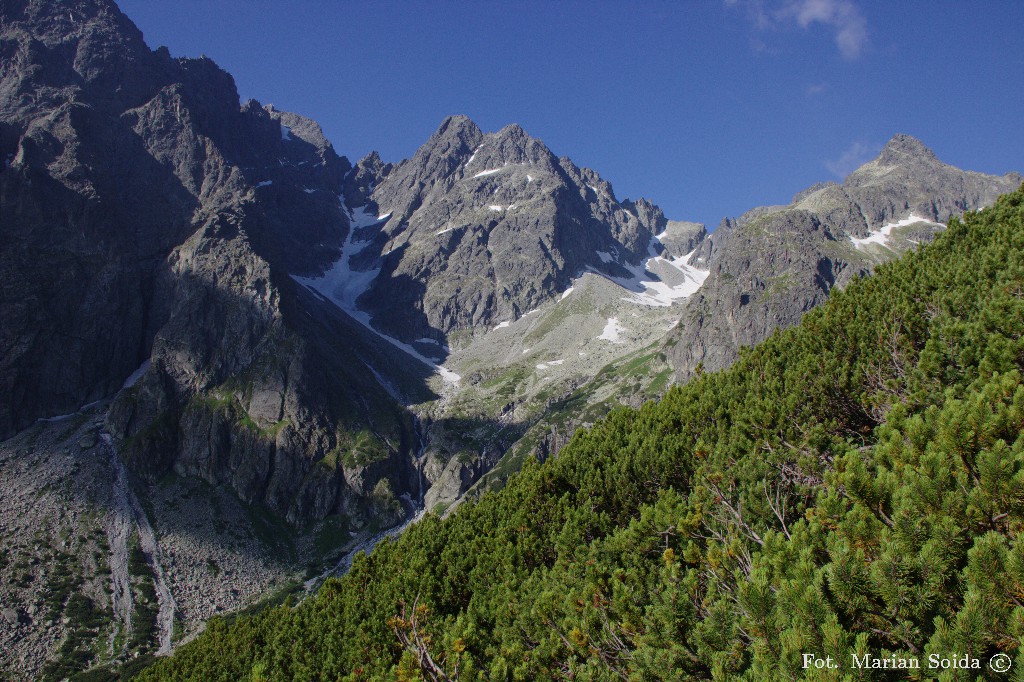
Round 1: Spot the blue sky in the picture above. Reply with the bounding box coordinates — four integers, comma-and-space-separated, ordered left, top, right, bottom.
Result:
117, 0, 1023, 229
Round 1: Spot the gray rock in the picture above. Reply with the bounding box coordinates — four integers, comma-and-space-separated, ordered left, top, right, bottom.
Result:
353, 116, 666, 344
1, 0, 419, 527
656, 220, 708, 258
664, 135, 1021, 382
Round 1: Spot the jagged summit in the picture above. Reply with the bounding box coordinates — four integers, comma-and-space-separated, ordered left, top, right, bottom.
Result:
496, 122, 526, 136
435, 113, 480, 134
424, 114, 484, 154
2, 0, 140, 44
1, 0, 156, 113
663, 133, 1021, 386
334, 116, 669, 342
469, 121, 555, 170
844, 133, 1021, 225
877, 133, 939, 165
1, 0, 418, 545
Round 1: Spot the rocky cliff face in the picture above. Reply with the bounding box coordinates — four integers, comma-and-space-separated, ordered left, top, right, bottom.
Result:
2, 1, 1020, 530
347, 116, 668, 344
4, 3, 1021, 676
0, 0, 416, 526
664, 135, 1022, 380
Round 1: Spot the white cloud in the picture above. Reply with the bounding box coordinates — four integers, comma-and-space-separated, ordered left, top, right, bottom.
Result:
785, 0, 868, 59
805, 81, 828, 96
824, 140, 881, 179
726, 0, 868, 60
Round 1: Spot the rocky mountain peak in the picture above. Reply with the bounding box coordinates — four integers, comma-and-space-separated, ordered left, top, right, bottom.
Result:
0, 0, 169, 115
343, 150, 393, 208
3, 0, 140, 43
842, 132, 1020, 225
496, 122, 526, 138
664, 134, 1021, 386
429, 114, 484, 151
622, 197, 667, 229
408, 114, 485, 176
876, 133, 939, 166
368, 115, 483, 222
470, 121, 557, 171
335, 116, 669, 342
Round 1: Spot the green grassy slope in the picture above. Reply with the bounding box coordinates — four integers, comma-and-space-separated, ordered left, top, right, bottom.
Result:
137, 187, 1024, 680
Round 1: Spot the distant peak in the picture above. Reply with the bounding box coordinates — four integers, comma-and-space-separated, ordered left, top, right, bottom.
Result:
434, 115, 482, 139
489, 122, 534, 149
496, 122, 527, 137
878, 134, 937, 164
4, 0, 120, 23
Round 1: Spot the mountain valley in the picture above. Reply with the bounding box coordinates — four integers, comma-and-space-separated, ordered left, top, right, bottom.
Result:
0, 1, 1021, 679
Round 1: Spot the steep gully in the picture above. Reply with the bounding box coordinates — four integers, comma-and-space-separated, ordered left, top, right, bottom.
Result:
101, 431, 177, 655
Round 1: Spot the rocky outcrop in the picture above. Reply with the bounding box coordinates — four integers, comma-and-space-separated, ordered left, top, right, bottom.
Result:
3, 1, 1020, 531
0, 0, 417, 526
655, 220, 708, 258
343, 151, 393, 210
664, 135, 1022, 381
350, 116, 667, 344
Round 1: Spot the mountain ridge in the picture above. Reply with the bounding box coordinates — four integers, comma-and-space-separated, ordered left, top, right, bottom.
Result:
662, 133, 1022, 384
1, 0, 429, 535
136, 183, 1024, 681
346, 114, 673, 345
1, 2, 1022, 675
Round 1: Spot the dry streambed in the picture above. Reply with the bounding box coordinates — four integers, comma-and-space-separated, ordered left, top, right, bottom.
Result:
0, 406, 314, 679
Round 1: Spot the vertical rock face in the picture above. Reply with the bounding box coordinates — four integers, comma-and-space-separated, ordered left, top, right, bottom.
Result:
664, 135, 1022, 381
2, 0, 680, 525
0, 0, 416, 525
2, 0, 195, 437
350, 116, 667, 344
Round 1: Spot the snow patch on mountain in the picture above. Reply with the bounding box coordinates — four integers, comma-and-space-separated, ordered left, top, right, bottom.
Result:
293, 204, 461, 383
622, 249, 710, 306
591, 240, 710, 307
294, 205, 386, 311
598, 318, 624, 343
122, 360, 151, 389
850, 212, 943, 249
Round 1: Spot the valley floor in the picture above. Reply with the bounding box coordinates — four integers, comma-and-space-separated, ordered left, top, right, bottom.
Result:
0, 403, 400, 680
